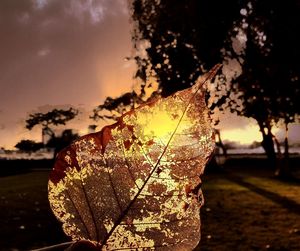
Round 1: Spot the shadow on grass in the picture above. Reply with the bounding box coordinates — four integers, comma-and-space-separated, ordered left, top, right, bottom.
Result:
225, 171, 300, 216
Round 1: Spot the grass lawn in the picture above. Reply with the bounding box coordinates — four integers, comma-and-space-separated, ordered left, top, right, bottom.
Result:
0, 170, 69, 251
198, 169, 300, 251
0, 159, 299, 251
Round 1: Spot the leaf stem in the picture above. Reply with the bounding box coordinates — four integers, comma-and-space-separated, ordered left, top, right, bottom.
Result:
31, 241, 74, 251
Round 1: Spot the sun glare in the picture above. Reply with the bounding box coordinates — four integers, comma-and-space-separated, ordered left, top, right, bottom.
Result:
141, 110, 179, 140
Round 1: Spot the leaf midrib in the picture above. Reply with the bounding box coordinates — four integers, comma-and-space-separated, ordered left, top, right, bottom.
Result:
99, 65, 220, 249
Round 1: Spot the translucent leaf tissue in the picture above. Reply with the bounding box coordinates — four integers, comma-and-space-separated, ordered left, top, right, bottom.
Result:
48, 65, 221, 250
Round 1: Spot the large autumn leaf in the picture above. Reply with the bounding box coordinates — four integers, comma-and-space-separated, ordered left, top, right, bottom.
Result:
48, 64, 221, 250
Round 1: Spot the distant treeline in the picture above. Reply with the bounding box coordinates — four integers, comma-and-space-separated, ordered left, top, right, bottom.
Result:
0, 159, 53, 177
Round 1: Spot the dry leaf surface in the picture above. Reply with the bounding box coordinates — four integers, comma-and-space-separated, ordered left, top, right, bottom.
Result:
48, 65, 220, 250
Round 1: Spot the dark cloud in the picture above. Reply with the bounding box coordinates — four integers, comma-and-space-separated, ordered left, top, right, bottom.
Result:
0, 0, 132, 106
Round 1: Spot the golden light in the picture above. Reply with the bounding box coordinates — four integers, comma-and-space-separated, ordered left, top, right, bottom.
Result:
222, 125, 262, 145
132, 101, 192, 145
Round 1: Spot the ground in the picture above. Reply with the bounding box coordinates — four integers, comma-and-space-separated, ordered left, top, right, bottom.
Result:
198, 159, 300, 251
0, 158, 299, 251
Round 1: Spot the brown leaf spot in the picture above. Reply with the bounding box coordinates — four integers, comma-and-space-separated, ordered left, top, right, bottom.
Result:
49, 147, 77, 184
101, 127, 113, 154
124, 140, 133, 151
171, 113, 179, 120
156, 167, 162, 175
147, 139, 155, 146
148, 182, 167, 195
127, 125, 134, 133
185, 184, 193, 196
183, 202, 190, 211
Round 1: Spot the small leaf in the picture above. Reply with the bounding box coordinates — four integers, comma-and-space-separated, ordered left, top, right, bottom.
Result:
48, 65, 221, 250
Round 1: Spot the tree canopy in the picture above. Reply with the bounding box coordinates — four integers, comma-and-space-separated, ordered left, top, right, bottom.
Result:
92, 91, 143, 121
26, 108, 78, 131
26, 108, 78, 144
15, 140, 43, 153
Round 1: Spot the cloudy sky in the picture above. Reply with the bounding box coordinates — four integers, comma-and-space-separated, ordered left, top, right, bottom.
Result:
0, 0, 299, 149
0, 0, 137, 148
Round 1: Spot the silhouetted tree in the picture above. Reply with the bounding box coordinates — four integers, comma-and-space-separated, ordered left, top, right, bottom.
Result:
15, 140, 43, 153
227, 0, 300, 177
26, 108, 78, 144
128, 0, 300, 176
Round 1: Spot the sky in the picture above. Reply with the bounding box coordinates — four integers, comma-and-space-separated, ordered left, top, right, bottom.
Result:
0, 0, 299, 149
0, 0, 136, 148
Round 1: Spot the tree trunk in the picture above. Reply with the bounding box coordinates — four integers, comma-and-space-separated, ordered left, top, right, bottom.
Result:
258, 123, 277, 171
42, 127, 54, 145
215, 129, 227, 157
284, 122, 289, 159
261, 131, 276, 161
275, 122, 291, 179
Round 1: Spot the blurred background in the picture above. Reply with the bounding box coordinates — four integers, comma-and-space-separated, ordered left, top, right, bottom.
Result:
0, 0, 299, 250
